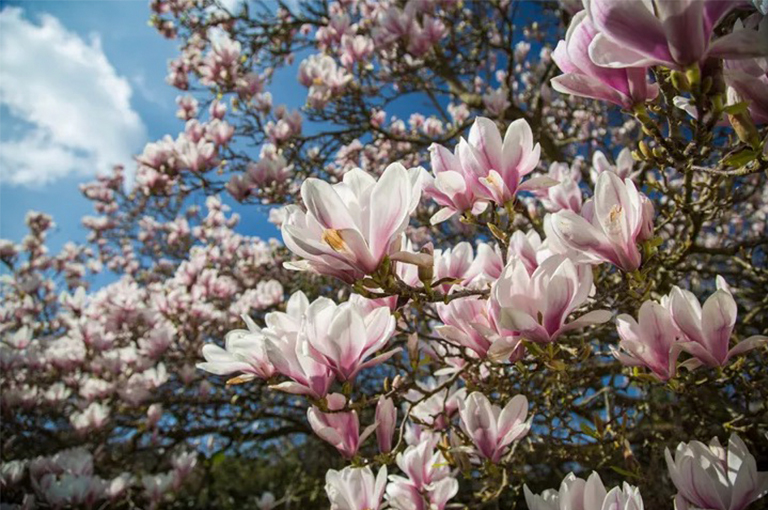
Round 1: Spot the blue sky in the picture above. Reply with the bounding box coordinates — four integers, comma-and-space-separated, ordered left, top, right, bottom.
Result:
0, 0, 279, 255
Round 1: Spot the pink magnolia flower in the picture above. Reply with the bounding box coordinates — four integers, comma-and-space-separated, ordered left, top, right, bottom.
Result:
585, 0, 768, 71
536, 162, 583, 213
457, 391, 530, 463
197, 314, 276, 381
493, 255, 612, 344
307, 394, 376, 459
435, 297, 524, 362
386, 435, 459, 510
549, 171, 655, 272
325, 465, 387, 510
666, 434, 768, 510
552, 10, 659, 108
282, 164, 426, 283
262, 292, 335, 399
425, 141, 488, 225
376, 396, 396, 454
463, 117, 551, 205
591, 148, 637, 183
612, 300, 683, 381
524, 471, 644, 510
302, 298, 398, 382
663, 276, 767, 369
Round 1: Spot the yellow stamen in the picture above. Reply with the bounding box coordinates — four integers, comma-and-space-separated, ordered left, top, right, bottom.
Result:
322, 229, 348, 253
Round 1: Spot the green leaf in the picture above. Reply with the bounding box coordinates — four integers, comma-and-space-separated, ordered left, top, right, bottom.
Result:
723, 149, 758, 168
723, 101, 750, 116
610, 466, 640, 479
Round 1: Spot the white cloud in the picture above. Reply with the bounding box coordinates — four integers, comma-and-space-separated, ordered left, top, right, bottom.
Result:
0, 7, 147, 186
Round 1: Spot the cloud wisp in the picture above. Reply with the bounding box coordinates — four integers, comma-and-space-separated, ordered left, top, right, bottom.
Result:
0, 7, 147, 186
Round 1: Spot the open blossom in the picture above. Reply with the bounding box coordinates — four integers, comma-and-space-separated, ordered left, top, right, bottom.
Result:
524, 471, 644, 510
536, 162, 583, 213
457, 392, 530, 463
552, 10, 658, 108
549, 171, 654, 272
302, 298, 398, 382
260, 292, 335, 399
282, 163, 425, 283
724, 16, 768, 125
584, 0, 768, 71
493, 255, 612, 344
666, 434, 768, 510
425, 140, 488, 225
435, 297, 524, 362
307, 393, 377, 459
444, 117, 553, 208
663, 276, 767, 369
325, 465, 387, 510
591, 148, 637, 182
612, 300, 683, 381
386, 435, 459, 510
197, 314, 276, 382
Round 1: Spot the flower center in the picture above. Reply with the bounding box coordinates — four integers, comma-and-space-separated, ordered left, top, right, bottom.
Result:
322, 229, 348, 252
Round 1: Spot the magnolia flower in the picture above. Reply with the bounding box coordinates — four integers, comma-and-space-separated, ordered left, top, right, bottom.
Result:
436, 297, 524, 362
524, 471, 644, 510
425, 141, 488, 224
552, 10, 658, 108
493, 255, 612, 344
536, 162, 583, 213
591, 148, 637, 182
386, 436, 459, 510
585, 0, 768, 71
282, 164, 425, 282
325, 465, 387, 510
550, 171, 654, 272
262, 292, 335, 399
664, 276, 768, 369
457, 392, 530, 463
612, 300, 683, 381
307, 394, 376, 459
666, 434, 768, 510
302, 298, 398, 382
461, 117, 551, 205
376, 396, 396, 454
197, 314, 276, 382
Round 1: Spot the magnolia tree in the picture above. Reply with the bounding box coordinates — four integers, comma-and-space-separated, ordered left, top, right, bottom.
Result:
2, 0, 768, 508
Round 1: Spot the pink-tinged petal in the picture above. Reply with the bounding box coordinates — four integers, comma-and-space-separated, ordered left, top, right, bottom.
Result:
458, 137, 488, 177
679, 341, 721, 368
368, 163, 411, 262
654, 0, 706, 66
429, 143, 462, 175
468, 117, 503, 172
302, 178, 357, 230
498, 394, 528, 439
553, 39, 578, 74
556, 309, 613, 337
355, 348, 400, 378
434, 170, 467, 195
701, 289, 737, 364
668, 286, 705, 344
430, 206, 458, 225
488, 337, 525, 363
703, 1, 738, 34
501, 119, 533, 175
586, 0, 672, 64
518, 175, 560, 192
550, 210, 614, 260
708, 29, 768, 60
551, 72, 631, 107
726, 335, 768, 362
269, 381, 313, 396
584, 472, 608, 509
588, 33, 669, 69
499, 309, 551, 343
679, 357, 704, 372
